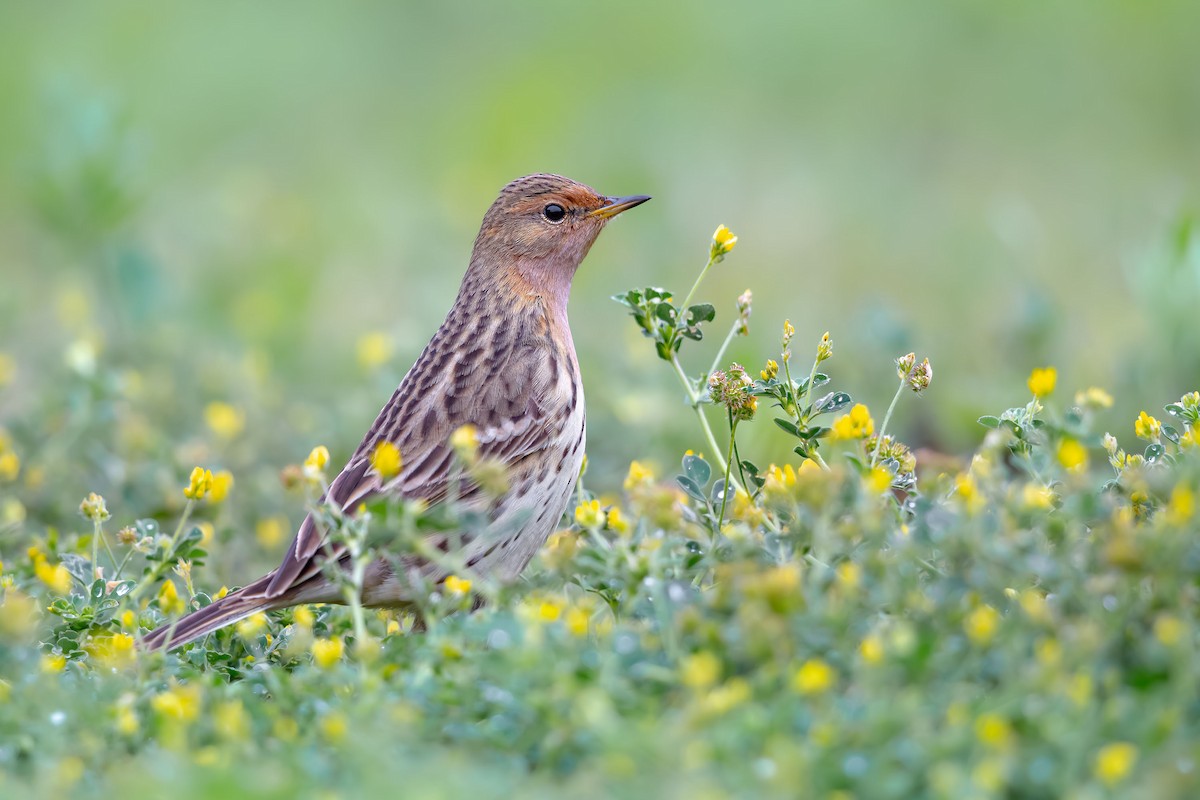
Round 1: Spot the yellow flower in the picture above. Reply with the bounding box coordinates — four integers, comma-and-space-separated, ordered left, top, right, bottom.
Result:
1056, 439, 1088, 472
157, 579, 185, 616
763, 463, 797, 499
954, 472, 984, 515
256, 516, 287, 548
370, 441, 402, 480
1027, 367, 1057, 398
209, 470, 234, 503
859, 635, 884, 665
293, 605, 314, 629
79, 492, 110, 522
605, 507, 630, 534
864, 467, 892, 494
680, 651, 721, 689
792, 658, 836, 695
0, 452, 19, 482
320, 712, 348, 742
760, 359, 778, 380
311, 637, 345, 669
183, 466, 213, 500
355, 331, 392, 370
964, 605, 1000, 645
1154, 614, 1185, 647
1094, 742, 1138, 787
1134, 411, 1161, 442
1021, 483, 1055, 510
816, 332, 833, 363
444, 575, 472, 595
151, 682, 202, 723
564, 606, 589, 637
35, 559, 73, 595
304, 445, 330, 472
711, 224, 738, 259
213, 700, 249, 740
236, 612, 267, 639
537, 599, 562, 622
204, 402, 245, 439
830, 404, 875, 440
115, 705, 139, 736
574, 499, 604, 529
1166, 486, 1195, 525
1075, 386, 1113, 409
449, 425, 479, 459
697, 678, 750, 717
88, 632, 137, 670
974, 713, 1014, 750
41, 653, 67, 673
624, 460, 655, 490
836, 562, 861, 589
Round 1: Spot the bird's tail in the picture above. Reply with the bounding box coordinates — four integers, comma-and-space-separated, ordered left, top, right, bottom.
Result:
140, 574, 280, 652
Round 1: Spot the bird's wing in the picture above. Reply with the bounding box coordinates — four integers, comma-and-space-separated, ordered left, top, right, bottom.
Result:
260, 306, 576, 599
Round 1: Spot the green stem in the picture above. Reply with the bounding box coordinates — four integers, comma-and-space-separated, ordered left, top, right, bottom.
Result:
129, 498, 195, 602
678, 253, 717, 319
717, 415, 738, 528
91, 520, 101, 581
671, 354, 741, 493
781, 350, 830, 473
706, 319, 742, 382
871, 378, 907, 468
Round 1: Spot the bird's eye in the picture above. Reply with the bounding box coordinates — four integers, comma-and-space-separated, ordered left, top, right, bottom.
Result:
542, 203, 567, 223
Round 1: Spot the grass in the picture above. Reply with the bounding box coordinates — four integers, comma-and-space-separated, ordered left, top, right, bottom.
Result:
2, 228, 1199, 799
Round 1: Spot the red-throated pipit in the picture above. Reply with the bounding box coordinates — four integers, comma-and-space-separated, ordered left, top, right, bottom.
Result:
143, 174, 649, 650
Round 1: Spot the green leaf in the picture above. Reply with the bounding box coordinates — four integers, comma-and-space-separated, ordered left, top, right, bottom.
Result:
676, 475, 707, 503
814, 392, 852, 415
682, 454, 712, 486
773, 418, 802, 437
1163, 425, 1181, 444
1144, 443, 1165, 462
977, 415, 1001, 429
686, 303, 716, 324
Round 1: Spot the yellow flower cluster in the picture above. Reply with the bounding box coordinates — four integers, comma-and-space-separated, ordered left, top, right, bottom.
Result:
0, 430, 20, 482
311, 637, 344, 669
964, 604, 1000, 645
830, 404, 874, 440
1134, 411, 1161, 442
183, 467, 214, 500
356, 331, 393, 370
370, 441, 402, 480
444, 575, 472, 595
574, 499, 604, 529
624, 460, 655, 491
1056, 439, 1088, 472
32, 552, 72, 595
449, 424, 479, 460
792, 658, 836, 695
151, 681, 202, 723
711, 224, 738, 260
1094, 742, 1138, 786
204, 402, 245, 439
1027, 367, 1057, 398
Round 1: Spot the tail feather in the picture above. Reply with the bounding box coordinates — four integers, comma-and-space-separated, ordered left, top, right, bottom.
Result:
141, 575, 279, 652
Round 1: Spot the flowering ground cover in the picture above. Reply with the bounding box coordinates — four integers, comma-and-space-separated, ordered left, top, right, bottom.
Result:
1, 228, 1199, 799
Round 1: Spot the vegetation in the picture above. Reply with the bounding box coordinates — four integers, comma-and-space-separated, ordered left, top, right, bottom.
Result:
2, 223, 1198, 799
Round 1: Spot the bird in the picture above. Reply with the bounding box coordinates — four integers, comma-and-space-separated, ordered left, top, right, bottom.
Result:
142, 174, 650, 651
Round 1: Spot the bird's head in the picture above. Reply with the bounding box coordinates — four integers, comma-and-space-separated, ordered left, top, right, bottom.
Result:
470, 174, 649, 302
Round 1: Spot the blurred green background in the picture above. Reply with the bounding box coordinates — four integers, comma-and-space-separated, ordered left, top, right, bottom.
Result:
2, 1, 1199, 512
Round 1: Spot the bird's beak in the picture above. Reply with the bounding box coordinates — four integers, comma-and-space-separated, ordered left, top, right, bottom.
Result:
589, 194, 652, 219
